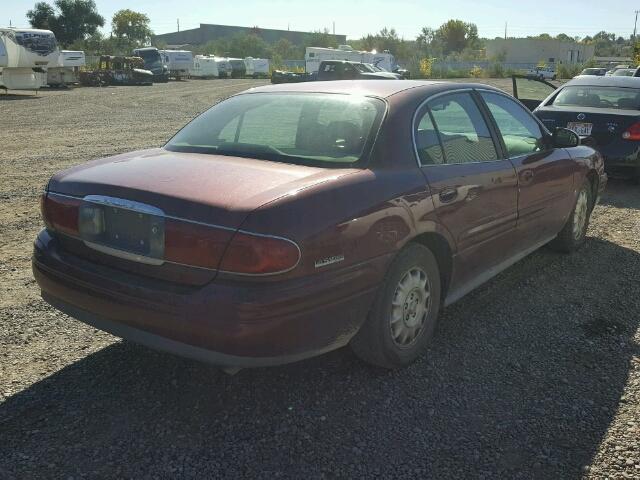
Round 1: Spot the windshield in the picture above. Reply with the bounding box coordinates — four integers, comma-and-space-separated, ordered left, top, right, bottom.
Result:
553, 86, 640, 110
137, 50, 162, 67
165, 93, 386, 167
612, 69, 636, 77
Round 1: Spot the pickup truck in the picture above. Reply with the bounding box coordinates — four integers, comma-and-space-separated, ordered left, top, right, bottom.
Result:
525, 66, 557, 80
272, 60, 404, 84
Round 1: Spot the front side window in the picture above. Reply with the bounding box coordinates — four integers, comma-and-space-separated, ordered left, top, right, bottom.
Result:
166, 93, 385, 167
426, 92, 498, 164
481, 92, 545, 157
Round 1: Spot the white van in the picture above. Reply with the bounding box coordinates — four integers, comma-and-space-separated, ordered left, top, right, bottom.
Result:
159, 49, 193, 79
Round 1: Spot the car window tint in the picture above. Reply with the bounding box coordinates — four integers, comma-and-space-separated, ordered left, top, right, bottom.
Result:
166, 93, 385, 167
480, 92, 544, 157
428, 93, 498, 163
414, 110, 445, 165
553, 86, 640, 110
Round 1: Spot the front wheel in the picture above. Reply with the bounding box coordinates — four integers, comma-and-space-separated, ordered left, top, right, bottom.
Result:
350, 244, 441, 369
550, 180, 593, 252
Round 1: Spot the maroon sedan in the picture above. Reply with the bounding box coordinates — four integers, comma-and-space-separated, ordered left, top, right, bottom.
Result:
33, 80, 607, 370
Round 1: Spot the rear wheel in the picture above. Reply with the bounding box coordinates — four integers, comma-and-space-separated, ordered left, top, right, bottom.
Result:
350, 244, 441, 369
550, 180, 593, 252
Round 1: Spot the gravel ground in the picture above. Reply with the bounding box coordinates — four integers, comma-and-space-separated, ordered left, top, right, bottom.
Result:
0, 79, 639, 479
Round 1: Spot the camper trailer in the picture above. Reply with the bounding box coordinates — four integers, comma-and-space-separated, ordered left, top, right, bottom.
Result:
159, 49, 193, 79
0, 28, 59, 91
47, 50, 85, 86
244, 57, 270, 78
305, 45, 397, 73
190, 55, 232, 78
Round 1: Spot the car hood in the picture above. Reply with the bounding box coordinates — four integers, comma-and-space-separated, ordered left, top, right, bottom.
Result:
48, 148, 358, 228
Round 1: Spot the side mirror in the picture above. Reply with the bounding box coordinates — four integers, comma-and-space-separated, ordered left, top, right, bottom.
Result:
553, 127, 580, 148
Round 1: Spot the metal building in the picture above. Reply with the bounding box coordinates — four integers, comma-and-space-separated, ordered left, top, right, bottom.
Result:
485, 38, 595, 65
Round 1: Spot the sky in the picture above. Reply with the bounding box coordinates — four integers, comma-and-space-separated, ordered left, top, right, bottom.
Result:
2, 0, 638, 40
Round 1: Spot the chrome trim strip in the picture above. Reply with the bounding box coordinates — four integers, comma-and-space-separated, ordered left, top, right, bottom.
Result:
83, 241, 165, 266
47, 192, 302, 276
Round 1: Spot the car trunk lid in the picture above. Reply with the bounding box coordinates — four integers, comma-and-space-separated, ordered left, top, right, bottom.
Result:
46, 148, 356, 285
535, 106, 640, 147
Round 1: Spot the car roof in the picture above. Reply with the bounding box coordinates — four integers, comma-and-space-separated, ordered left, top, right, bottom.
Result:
567, 75, 640, 88
246, 80, 504, 99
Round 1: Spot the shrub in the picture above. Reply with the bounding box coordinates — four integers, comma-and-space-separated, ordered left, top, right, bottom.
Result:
488, 63, 505, 78
469, 65, 484, 77
419, 58, 434, 78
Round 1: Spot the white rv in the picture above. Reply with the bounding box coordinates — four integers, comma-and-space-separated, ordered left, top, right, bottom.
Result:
0, 28, 59, 91
305, 45, 397, 73
190, 55, 231, 78
47, 50, 85, 86
159, 49, 193, 79
244, 57, 270, 78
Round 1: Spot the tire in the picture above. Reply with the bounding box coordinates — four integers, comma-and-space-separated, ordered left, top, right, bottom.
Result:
350, 244, 441, 369
549, 179, 593, 253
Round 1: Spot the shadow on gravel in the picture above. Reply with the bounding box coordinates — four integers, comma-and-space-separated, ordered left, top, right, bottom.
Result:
1, 238, 639, 479
0, 94, 42, 101
599, 178, 640, 210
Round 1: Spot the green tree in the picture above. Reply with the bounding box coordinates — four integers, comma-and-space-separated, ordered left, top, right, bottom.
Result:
26, 2, 56, 30
111, 9, 152, 47
435, 19, 479, 54
304, 29, 338, 49
27, 0, 104, 46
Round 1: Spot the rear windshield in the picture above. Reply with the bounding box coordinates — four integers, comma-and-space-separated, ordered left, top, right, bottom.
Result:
165, 93, 386, 167
552, 86, 640, 110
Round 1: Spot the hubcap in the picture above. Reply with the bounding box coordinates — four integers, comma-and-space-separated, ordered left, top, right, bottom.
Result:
390, 267, 431, 347
573, 189, 589, 240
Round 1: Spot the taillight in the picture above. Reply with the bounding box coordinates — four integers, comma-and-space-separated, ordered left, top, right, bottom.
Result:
164, 219, 233, 269
220, 231, 300, 275
622, 122, 640, 141
41, 193, 81, 236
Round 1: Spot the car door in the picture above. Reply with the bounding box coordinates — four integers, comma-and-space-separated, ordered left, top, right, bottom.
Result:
512, 75, 558, 111
478, 90, 575, 245
414, 91, 519, 292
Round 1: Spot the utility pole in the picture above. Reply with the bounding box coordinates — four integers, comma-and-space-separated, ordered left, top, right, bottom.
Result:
634, 10, 639, 42
177, 18, 180, 32
333, 21, 335, 36
504, 21, 507, 40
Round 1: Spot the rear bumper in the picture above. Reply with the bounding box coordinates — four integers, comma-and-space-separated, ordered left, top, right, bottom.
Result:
33, 229, 387, 367
599, 143, 640, 178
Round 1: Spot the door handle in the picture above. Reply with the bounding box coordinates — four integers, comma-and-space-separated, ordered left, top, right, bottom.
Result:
521, 169, 535, 182
439, 187, 458, 203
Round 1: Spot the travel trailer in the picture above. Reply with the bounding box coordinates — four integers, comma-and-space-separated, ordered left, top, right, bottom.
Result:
190, 55, 232, 78
159, 49, 193, 79
0, 27, 59, 91
305, 45, 397, 73
244, 57, 270, 78
47, 50, 85, 86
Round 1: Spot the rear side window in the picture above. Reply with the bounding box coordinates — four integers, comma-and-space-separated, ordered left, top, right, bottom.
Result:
480, 92, 545, 157
414, 111, 445, 165
424, 92, 498, 164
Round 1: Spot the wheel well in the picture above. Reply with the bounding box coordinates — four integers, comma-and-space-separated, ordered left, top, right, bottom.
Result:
586, 170, 598, 209
410, 233, 453, 301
